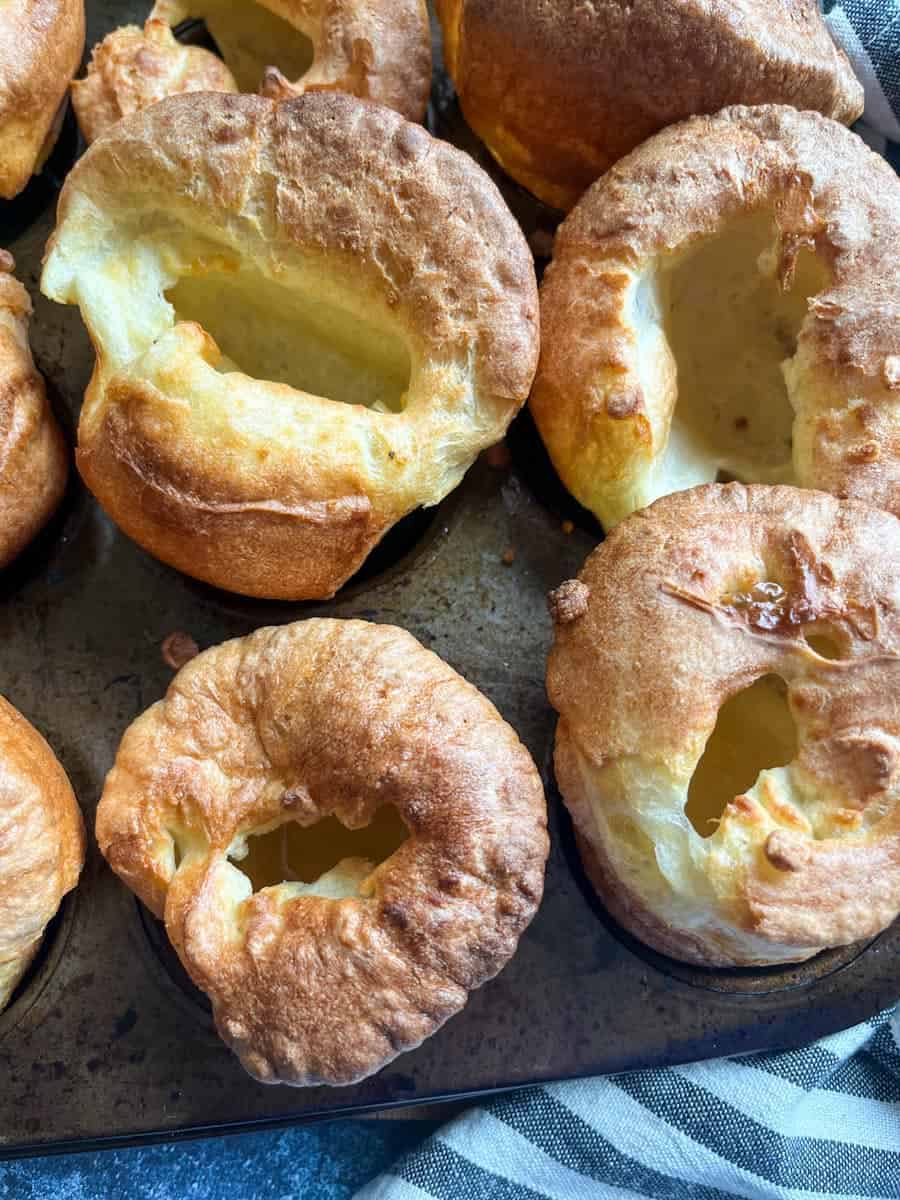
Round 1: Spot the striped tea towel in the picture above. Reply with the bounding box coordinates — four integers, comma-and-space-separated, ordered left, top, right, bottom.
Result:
825, 0, 900, 158
357, 6, 900, 1198
358, 1008, 900, 1200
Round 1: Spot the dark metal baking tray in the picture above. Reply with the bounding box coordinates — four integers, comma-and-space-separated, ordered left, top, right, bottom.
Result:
1, 0, 898, 1160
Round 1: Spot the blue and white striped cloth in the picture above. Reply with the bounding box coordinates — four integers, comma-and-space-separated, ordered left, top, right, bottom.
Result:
360, 1010, 900, 1200
826, 0, 900, 160
358, 5, 900, 1198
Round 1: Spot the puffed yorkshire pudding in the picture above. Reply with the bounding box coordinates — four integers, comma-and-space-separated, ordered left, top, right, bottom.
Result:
0, 253, 67, 569
0, 695, 84, 1010
531, 107, 900, 531
96, 619, 548, 1086
72, 19, 238, 145
41, 92, 538, 600
548, 483, 900, 968
151, 0, 431, 121
0, 0, 84, 200
436, 0, 862, 210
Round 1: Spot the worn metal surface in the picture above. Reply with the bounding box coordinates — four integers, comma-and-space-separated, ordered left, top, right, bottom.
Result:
1, 0, 898, 1160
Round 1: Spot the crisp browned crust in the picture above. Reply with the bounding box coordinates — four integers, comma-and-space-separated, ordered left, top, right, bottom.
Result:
153, 0, 431, 122
0, 255, 68, 569
96, 619, 548, 1086
0, 0, 84, 199
41, 92, 538, 600
532, 106, 900, 528
72, 20, 238, 145
436, 0, 863, 209
548, 483, 900, 967
0, 694, 85, 1011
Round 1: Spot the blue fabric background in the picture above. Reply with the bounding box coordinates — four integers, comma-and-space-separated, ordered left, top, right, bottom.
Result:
0, 1120, 440, 1199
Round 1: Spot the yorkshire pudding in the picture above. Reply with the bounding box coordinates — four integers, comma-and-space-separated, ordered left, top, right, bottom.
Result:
548, 483, 900, 968
0, 695, 84, 1010
151, 0, 431, 121
41, 92, 538, 600
531, 106, 900, 531
436, 0, 862, 210
96, 619, 548, 1086
72, 19, 238, 145
0, 0, 84, 199
0, 253, 67, 568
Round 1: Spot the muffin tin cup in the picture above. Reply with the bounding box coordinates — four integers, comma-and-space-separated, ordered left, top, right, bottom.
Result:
1, 0, 898, 1160
0, 897, 79, 1043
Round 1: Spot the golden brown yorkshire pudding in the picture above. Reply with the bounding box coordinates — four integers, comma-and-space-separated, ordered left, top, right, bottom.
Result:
0, 253, 67, 569
41, 92, 538, 600
0, 695, 84, 1010
0, 0, 84, 199
72, 19, 238, 145
531, 107, 900, 531
151, 0, 431, 121
96, 619, 548, 1086
548, 483, 900, 968
436, 0, 863, 210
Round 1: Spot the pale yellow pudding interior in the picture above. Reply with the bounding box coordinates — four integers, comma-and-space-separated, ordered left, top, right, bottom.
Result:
638, 210, 830, 502
805, 632, 841, 660
43, 214, 478, 516
685, 674, 798, 838
230, 805, 410, 898
177, 0, 315, 90
166, 267, 412, 412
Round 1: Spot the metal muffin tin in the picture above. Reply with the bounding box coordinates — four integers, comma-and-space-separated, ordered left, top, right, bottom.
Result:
1, 1, 898, 1160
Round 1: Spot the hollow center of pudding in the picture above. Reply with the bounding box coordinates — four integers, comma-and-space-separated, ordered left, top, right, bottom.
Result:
686, 674, 798, 838
805, 631, 842, 660
165, 268, 412, 412
654, 210, 829, 492
176, 1, 315, 90
231, 805, 410, 897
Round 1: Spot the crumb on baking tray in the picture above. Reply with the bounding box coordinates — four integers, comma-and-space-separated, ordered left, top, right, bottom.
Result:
161, 631, 200, 671
548, 579, 590, 623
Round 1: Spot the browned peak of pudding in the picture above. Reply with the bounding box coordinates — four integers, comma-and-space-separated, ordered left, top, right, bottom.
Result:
531, 106, 900, 529
0, 255, 67, 568
96, 619, 548, 1086
0, 695, 84, 1011
0, 0, 84, 198
72, 19, 239, 145
435, 0, 862, 209
150, 0, 432, 121
41, 92, 539, 600
548, 483, 900, 967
